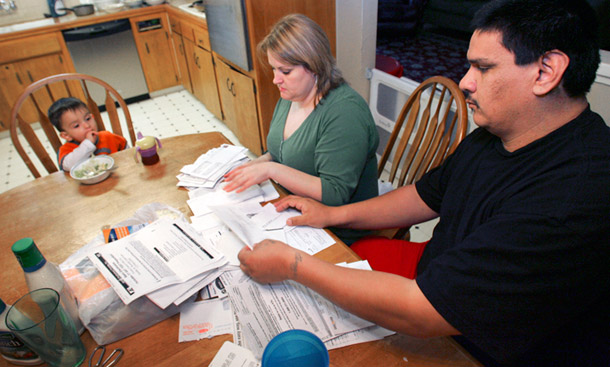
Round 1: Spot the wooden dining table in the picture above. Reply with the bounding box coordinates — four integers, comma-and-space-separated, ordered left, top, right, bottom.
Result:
0, 132, 481, 367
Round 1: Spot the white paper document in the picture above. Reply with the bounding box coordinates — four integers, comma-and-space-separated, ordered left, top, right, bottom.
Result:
179, 296, 233, 342
187, 184, 265, 217
88, 218, 227, 304
210, 202, 287, 248
249, 203, 300, 230
210, 202, 335, 254
208, 341, 260, 367
178, 144, 249, 188
225, 278, 374, 358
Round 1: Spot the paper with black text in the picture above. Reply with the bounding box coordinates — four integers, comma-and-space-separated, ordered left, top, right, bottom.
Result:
225, 277, 374, 359
88, 218, 227, 304
208, 341, 260, 367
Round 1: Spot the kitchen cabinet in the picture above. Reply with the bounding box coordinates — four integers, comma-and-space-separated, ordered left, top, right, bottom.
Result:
169, 15, 192, 93
179, 19, 223, 120
130, 12, 179, 93
0, 32, 76, 130
213, 55, 260, 155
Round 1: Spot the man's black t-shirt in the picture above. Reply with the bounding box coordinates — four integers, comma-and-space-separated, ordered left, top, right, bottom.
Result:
415, 107, 610, 366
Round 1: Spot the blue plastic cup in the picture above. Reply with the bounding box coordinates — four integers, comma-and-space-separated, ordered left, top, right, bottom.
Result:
262, 329, 329, 367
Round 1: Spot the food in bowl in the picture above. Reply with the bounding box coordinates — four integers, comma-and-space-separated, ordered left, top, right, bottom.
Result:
70, 155, 115, 184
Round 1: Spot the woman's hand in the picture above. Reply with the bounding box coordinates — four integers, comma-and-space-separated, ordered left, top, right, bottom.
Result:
223, 153, 274, 193
223, 161, 275, 193
238, 239, 303, 283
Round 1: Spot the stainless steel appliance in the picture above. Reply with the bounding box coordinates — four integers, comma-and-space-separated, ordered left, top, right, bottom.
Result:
62, 19, 149, 104
203, 0, 251, 71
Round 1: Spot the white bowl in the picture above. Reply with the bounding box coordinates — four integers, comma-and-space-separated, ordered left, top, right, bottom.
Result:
99, 2, 125, 12
70, 155, 115, 185
145, 0, 164, 5
123, 0, 143, 8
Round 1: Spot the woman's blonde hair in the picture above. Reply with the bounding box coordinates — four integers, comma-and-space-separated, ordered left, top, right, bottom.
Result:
258, 14, 344, 103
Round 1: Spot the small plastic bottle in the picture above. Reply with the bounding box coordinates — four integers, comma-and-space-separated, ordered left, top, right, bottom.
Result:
11, 238, 85, 335
0, 297, 43, 365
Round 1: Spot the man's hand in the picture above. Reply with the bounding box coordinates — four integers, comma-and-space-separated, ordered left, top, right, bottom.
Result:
273, 195, 338, 228
238, 239, 303, 283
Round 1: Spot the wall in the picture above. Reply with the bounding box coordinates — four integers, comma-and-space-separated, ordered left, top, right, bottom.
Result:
0, 0, 88, 26
335, 0, 376, 101
589, 50, 610, 126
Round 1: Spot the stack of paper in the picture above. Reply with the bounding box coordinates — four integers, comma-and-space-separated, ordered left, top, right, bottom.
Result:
177, 144, 249, 189
220, 262, 395, 359
88, 218, 228, 308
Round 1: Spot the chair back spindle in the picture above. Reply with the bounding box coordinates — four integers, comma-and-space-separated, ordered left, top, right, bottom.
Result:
376, 75, 469, 240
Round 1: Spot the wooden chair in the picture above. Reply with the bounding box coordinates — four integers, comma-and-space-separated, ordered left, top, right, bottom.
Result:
377, 75, 469, 239
9, 73, 137, 178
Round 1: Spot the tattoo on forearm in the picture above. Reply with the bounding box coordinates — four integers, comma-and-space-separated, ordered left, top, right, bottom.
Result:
291, 253, 303, 278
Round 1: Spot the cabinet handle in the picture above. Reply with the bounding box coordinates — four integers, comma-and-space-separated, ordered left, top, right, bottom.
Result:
226, 78, 236, 97
145, 43, 150, 54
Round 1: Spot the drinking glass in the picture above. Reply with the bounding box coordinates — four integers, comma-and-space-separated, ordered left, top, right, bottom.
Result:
5, 288, 86, 367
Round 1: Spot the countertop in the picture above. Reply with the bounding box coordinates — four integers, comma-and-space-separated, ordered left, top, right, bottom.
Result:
0, 0, 204, 40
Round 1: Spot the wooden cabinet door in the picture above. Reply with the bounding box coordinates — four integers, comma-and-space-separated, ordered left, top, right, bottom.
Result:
184, 38, 222, 119
172, 32, 192, 93
130, 14, 179, 93
0, 53, 72, 129
214, 57, 261, 155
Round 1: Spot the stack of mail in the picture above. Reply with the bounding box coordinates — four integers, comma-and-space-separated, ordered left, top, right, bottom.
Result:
177, 144, 249, 189
88, 218, 229, 309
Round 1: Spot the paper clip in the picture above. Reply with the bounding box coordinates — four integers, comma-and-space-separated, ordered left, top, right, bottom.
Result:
88, 345, 124, 367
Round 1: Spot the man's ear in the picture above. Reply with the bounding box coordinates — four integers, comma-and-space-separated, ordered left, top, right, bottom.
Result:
533, 50, 570, 96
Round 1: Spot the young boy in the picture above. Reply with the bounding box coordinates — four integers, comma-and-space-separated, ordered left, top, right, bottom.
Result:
48, 97, 127, 171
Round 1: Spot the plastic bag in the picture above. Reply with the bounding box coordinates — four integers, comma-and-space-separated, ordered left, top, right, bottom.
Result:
60, 203, 187, 345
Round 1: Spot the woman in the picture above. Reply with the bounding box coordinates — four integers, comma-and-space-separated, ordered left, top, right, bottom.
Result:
223, 14, 379, 244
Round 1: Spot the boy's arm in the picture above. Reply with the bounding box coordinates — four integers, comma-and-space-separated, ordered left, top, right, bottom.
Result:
59, 140, 96, 171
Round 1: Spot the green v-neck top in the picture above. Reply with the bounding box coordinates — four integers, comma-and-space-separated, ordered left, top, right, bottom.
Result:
266, 83, 379, 243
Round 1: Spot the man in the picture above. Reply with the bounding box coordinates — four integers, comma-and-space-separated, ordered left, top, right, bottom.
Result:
238, 0, 610, 365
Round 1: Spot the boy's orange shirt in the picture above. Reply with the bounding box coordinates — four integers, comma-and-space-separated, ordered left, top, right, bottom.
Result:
58, 131, 127, 167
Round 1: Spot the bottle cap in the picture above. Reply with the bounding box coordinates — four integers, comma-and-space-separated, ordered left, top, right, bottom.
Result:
12, 238, 47, 273
262, 329, 329, 367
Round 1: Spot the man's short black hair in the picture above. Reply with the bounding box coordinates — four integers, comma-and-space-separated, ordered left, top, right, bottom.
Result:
472, 0, 600, 97
48, 97, 88, 132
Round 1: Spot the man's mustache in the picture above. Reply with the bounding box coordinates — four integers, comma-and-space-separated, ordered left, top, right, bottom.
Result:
462, 91, 479, 108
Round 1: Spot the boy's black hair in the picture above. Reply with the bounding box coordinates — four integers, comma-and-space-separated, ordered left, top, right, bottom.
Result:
472, 0, 600, 97
48, 97, 88, 132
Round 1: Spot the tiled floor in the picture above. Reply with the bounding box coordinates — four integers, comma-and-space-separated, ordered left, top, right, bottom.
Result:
0, 90, 242, 194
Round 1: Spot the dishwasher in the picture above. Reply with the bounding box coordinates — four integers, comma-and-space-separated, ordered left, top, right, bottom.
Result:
62, 19, 149, 105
